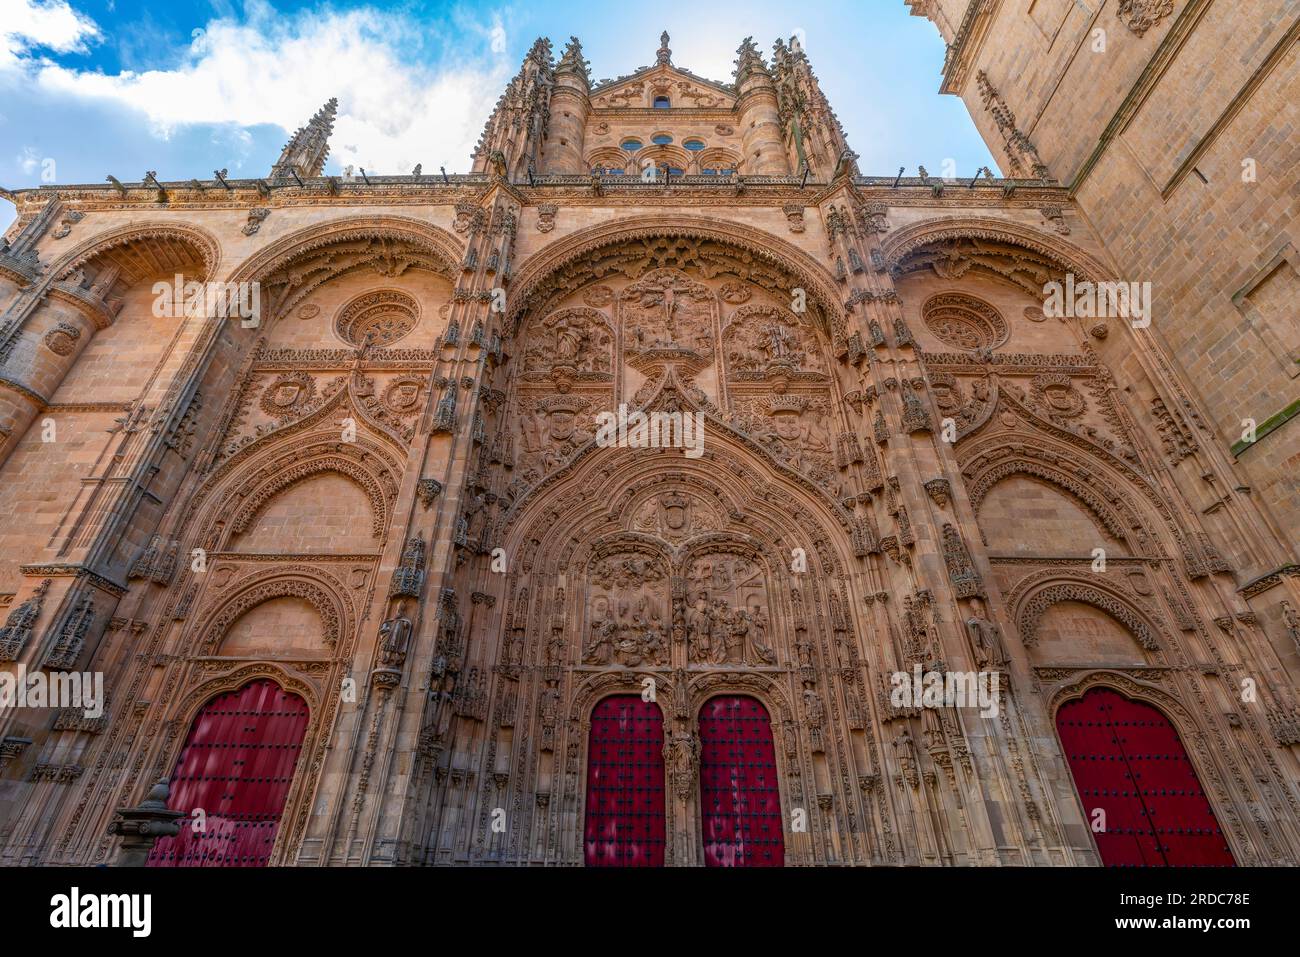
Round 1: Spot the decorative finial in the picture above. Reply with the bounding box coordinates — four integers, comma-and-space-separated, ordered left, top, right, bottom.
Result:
734, 36, 767, 83
657, 30, 671, 65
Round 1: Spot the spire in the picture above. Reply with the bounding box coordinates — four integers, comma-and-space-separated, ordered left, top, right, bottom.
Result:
656, 30, 672, 65
556, 36, 590, 85
270, 97, 338, 182
734, 36, 768, 84
525, 37, 554, 71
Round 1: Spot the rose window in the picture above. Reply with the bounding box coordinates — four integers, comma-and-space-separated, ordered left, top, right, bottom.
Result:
334, 289, 421, 347
921, 293, 1009, 352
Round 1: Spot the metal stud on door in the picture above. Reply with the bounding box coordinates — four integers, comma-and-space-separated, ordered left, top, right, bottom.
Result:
1056, 687, 1234, 867
699, 695, 784, 867
148, 680, 310, 867
583, 696, 666, 867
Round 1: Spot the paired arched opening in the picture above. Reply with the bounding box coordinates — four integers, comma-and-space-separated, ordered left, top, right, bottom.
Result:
582, 694, 784, 867
1055, 686, 1233, 867
149, 679, 310, 867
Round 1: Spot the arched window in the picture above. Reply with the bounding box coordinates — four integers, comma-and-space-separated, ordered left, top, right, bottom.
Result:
148, 680, 309, 867
584, 696, 665, 867
698, 696, 784, 867
653, 95, 670, 109
1056, 687, 1234, 867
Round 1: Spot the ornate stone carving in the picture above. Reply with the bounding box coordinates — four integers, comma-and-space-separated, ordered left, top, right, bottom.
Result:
334, 289, 421, 347
45, 593, 96, 670
43, 322, 82, 356
1117, 0, 1174, 36
921, 292, 1008, 351
0, 579, 50, 661
242, 207, 270, 236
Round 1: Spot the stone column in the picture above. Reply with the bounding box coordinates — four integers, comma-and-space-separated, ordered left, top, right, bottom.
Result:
736, 71, 789, 175
0, 271, 119, 466
544, 62, 591, 174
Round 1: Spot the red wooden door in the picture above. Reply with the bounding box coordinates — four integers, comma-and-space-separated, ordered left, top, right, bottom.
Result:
1056, 686, 1233, 867
699, 695, 784, 867
148, 680, 310, 867
584, 696, 666, 867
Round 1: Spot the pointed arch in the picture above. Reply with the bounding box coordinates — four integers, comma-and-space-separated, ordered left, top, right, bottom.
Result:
1009, 576, 1163, 651
1049, 677, 1239, 867
48, 221, 222, 284
881, 215, 1113, 283
194, 565, 351, 654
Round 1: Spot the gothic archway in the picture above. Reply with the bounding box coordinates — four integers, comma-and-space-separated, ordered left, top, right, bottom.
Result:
583, 695, 666, 867
698, 695, 784, 867
1055, 686, 1234, 867
148, 678, 310, 867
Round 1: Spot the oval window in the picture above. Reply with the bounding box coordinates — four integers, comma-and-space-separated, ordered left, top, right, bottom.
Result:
683, 139, 705, 151
651, 134, 673, 145
620, 138, 642, 151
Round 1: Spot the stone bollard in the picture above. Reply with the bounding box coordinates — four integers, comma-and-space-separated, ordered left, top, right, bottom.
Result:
107, 780, 186, 866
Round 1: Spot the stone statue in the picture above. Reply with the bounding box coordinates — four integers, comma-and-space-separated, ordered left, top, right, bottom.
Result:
377, 601, 413, 668
965, 597, 1007, 668
664, 729, 699, 801
750, 604, 776, 664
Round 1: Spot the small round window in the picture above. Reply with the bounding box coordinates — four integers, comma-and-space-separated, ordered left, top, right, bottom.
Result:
651, 134, 673, 145
683, 139, 705, 151
620, 138, 642, 152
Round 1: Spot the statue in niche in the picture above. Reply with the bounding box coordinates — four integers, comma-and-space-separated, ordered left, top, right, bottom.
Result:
582, 596, 616, 665
377, 601, 413, 668
749, 603, 776, 663
687, 596, 712, 662
965, 597, 1008, 668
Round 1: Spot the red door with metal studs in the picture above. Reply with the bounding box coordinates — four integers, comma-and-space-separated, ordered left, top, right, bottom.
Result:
583, 695, 666, 867
1056, 686, 1234, 866
698, 695, 784, 867
148, 679, 310, 867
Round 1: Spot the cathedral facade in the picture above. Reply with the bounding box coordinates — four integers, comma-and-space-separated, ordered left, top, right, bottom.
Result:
0, 16, 1297, 867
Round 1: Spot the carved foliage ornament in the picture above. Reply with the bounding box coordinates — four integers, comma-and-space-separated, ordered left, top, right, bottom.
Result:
1117, 0, 1174, 36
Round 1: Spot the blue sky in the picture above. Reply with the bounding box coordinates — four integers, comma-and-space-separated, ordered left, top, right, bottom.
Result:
0, 0, 995, 231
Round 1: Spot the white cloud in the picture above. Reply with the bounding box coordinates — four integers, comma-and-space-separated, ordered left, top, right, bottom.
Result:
0, 0, 101, 69
3, 0, 512, 173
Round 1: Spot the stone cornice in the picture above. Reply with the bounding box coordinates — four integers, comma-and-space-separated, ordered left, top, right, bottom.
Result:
18, 563, 127, 596
1238, 563, 1300, 599
940, 0, 1000, 95
46, 281, 117, 329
